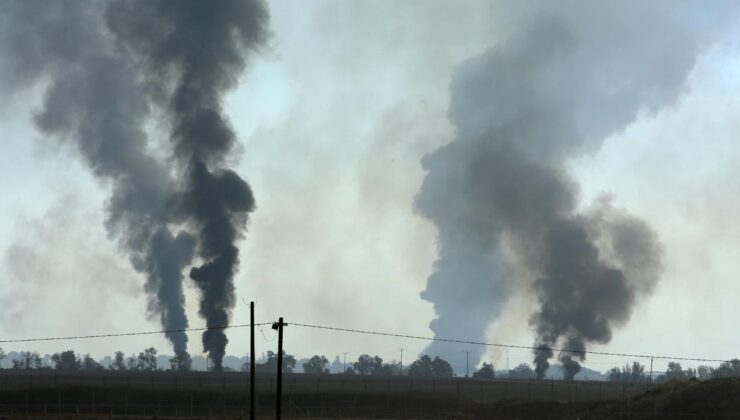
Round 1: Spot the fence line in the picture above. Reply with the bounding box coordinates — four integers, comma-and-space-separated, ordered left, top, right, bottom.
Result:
0, 370, 647, 403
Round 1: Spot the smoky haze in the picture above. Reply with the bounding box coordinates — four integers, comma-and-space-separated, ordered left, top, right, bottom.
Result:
417, 0, 737, 377
106, 0, 269, 370
0, 0, 268, 369
0, 1, 195, 358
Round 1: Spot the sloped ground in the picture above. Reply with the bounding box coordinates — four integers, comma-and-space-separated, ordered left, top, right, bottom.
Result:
477, 378, 740, 419
0, 378, 739, 418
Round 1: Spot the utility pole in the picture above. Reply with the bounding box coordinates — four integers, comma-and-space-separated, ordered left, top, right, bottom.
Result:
399, 349, 404, 376
249, 302, 256, 420
506, 349, 509, 372
649, 357, 654, 389
272, 318, 286, 420
342, 352, 349, 373
463, 350, 472, 378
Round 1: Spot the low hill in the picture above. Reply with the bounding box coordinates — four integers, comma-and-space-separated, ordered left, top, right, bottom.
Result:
478, 377, 740, 419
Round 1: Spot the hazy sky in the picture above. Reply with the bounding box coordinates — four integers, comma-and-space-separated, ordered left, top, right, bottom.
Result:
1, 0, 740, 374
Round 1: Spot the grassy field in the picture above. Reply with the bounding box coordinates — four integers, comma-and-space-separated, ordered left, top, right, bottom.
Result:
0, 377, 738, 418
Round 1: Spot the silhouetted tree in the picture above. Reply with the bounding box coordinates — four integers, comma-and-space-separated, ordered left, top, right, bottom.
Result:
407, 355, 433, 376
697, 365, 712, 380
607, 362, 647, 383
711, 359, 740, 378
506, 363, 535, 379
82, 354, 104, 370
408, 355, 454, 377
431, 356, 454, 377
136, 347, 158, 371
664, 362, 687, 380
52, 351, 80, 370
126, 354, 138, 371
256, 351, 296, 373
13, 351, 42, 369
353, 354, 382, 375
303, 355, 330, 374
169, 351, 192, 371
110, 351, 126, 371
381, 361, 401, 376
0, 347, 6, 368
472, 362, 495, 379
351, 355, 397, 376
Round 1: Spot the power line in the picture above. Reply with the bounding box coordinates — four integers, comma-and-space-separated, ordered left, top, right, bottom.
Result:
0, 323, 271, 344
289, 322, 733, 364
0, 320, 733, 366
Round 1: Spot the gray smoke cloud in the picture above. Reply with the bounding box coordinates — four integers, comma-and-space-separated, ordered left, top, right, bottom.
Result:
417, 0, 737, 377
0, 0, 268, 369
106, 0, 269, 369
0, 1, 194, 358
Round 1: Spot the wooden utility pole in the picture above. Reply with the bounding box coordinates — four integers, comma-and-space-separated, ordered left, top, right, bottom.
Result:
250, 301, 256, 420
399, 349, 404, 376
273, 318, 286, 420
464, 350, 472, 378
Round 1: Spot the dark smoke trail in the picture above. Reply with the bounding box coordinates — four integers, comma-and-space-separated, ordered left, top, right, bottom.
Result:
0, 1, 196, 359
107, 0, 269, 369
417, 1, 737, 376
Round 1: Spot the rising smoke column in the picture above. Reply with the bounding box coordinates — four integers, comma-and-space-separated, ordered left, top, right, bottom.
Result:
417, 0, 738, 377
107, 0, 269, 369
0, 1, 195, 362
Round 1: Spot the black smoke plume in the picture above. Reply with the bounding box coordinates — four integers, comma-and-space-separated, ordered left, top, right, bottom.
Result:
106, 0, 269, 369
417, 1, 737, 376
0, 0, 269, 368
0, 1, 195, 356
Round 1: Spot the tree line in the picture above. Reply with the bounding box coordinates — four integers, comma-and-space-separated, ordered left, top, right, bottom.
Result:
0, 347, 181, 371
606, 360, 740, 383
3, 347, 740, 382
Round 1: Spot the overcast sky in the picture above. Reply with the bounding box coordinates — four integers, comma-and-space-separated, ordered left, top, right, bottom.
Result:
1, 0, 740, 374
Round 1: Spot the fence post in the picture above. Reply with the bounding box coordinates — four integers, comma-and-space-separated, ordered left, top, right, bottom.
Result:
575, 381, 578, 402
551, 380, 554, 400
